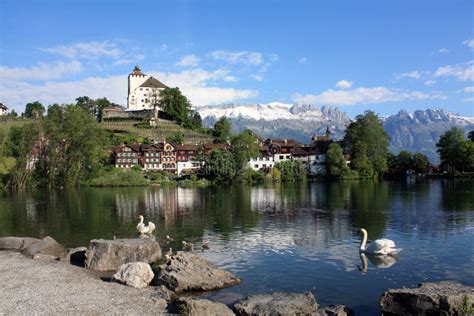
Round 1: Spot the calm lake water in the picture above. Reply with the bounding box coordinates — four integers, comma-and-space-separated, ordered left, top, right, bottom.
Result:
1, 179, 473, 314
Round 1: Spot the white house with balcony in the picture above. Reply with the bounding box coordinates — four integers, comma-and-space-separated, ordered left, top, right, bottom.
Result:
127, 65, 168, 111
248, 155, 275, 171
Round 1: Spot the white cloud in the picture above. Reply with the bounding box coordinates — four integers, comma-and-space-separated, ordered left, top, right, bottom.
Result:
223, 75, 238, 82
176, 54, 200, 67
438, 48, 450, 54
424, 80, 436, 86
0, 61, 82, 81
434, 60, 474, 81
298, 57, 307, 64
41, 41, 122, 59
463, 38, 474, 49
293, 86, 443, 106
463, 86, 474, 93
250, 74, 263, 81
335, 80, 353, 89
209, 50, 264, 65
396, 70, 425, 80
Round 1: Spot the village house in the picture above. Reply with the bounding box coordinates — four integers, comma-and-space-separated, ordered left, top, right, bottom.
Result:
0, 103, 8, 116
112, 143, 141, 168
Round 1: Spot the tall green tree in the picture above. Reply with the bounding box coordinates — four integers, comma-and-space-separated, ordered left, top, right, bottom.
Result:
468, 130, 474, 142
76, 96, 110, 121
231, 130, 261, 171
23, 101, 45, 119
203, 149, 236, 182
436, 127, 473, 172
351, 141, 373, 178
326, 143, 348, 178
212, 116, 231, 144
412, 152, 430, 173
343, 111, 389, 178
159, 87, 192, 125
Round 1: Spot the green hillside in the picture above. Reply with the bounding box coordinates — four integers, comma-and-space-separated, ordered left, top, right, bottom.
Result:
100, 119, 214, 144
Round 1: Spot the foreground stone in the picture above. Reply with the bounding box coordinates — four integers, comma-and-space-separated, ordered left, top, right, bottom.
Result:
112, 262, 155, 289
0, 251, 167, 314
0, 236, 41, 251
22, 236, 66, 258
153, 251, 241, 292
85, 238, 162, 271
318, 304, 354, 316
233, 291, 318, 316
380, 281, 474, 316
174, 297, 235, 316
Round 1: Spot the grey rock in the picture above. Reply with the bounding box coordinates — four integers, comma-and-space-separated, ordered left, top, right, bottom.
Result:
112, 262, 154, 289
32, 253, 58, 261
153, 285, 177, 302
380, 281, 474, 316
174, 297, 235, 316
22, 236, 66, 258
153, 251, 241, 292
85, 238, 162, 271
233, 291, 318, 316
59, 247, 87, 266
318, 304, 354, 316
0, 237, 41, 250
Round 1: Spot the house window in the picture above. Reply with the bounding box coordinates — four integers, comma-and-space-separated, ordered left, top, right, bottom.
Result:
254, 164, 258, 168
279, 155, 284, 160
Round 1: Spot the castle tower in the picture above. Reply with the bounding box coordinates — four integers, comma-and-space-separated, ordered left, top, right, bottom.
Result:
127, 65, 168, 111
325, 126, 331, 140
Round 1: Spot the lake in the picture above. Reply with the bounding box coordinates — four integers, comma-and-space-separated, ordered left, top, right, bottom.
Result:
1, 179, 473, 314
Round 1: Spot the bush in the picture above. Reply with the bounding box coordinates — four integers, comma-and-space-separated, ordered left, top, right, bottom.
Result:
86, 168, 149, 186
236, 168, 266, 183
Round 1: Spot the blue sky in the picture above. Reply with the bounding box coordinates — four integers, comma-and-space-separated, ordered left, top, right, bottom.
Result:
0, 0, 473, 117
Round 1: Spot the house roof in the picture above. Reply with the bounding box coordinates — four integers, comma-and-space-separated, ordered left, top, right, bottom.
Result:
292, 146, 309, 156
141, 143, 164, 151
139, 77, 168, 89
0, 103, 8, 110
203, 143, 230, 151
176, 144, 199, 151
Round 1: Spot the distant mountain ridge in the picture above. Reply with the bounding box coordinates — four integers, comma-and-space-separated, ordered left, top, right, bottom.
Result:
197, 103, 474, 163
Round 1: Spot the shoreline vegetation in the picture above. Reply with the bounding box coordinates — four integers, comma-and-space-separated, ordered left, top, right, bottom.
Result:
1, 90, 473, 190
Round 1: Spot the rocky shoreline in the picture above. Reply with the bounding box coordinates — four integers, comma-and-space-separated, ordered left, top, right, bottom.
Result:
1, 236, 472, 315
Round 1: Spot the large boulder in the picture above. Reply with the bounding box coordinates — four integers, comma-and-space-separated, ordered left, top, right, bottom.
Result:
85, 238, 161, 271
233, 291, 318, 316
153, 251, 241, 292
174, 297, 235, 316
112, 262, 154, 289
22, 236, 66, 258
0, 236, 41, 251
380, 281, 474, 316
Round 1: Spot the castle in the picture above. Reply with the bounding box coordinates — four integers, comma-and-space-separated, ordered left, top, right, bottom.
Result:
127, 65, 168, 111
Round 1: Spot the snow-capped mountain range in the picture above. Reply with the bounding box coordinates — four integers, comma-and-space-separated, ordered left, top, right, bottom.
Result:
197, 103, 474, 163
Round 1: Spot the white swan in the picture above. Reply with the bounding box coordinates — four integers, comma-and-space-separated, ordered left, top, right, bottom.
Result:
136, 215, 156, 235
358, 228, 402, 255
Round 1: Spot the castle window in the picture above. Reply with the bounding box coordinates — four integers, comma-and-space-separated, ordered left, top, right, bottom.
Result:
140, 88, 143, 91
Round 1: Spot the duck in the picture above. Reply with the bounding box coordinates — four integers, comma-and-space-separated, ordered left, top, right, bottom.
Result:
182, 241, 194, 252
166, 235, 174, 243
358, 228, 402, 255
201, 240, 210, 250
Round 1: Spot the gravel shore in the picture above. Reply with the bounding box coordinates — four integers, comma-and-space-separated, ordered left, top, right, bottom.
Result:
0, 251, 166, 314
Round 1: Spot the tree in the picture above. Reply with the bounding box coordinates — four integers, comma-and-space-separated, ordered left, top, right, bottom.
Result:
95, 97, 111, 122
189, 111, 203, 129
76, 96, 110, 121
158, 87, 192, 125
343, 111, 389, 178
23, 101, 45, 119
468, 130, 474, 142
436, 127, 471, 172
326, 143, 348, 178
167, 132, 184, 144
9, 109, 18, 117
412, 153, 430, 173
203, 149, 236, 182
212, 116, 231, 144
231, 130, 261, 171
351, 141, 373, 178
275, 160, 306, 181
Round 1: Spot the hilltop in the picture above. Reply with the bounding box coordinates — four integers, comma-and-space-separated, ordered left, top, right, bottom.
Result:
101, 118, 213, 144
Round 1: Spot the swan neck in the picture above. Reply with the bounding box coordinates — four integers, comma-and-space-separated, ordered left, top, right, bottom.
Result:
360, 229, 368, 250
139, 216, 144, 224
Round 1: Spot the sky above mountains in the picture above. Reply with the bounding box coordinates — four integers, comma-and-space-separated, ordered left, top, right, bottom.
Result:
1, 0, 473, 117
